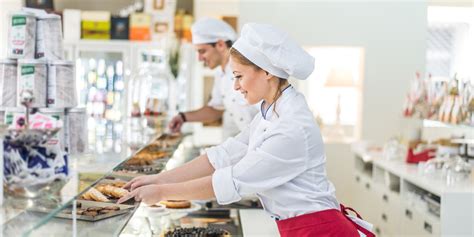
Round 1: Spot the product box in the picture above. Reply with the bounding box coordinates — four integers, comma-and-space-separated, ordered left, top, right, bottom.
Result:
144, 0, 176, 14
81, 11, 111, 40
150, 13, 173, 40
63, 9, 81, 41
111, 16, 129, 40
129, 13, 151, 41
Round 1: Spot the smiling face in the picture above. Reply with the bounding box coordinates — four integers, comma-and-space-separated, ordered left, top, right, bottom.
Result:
230, 51, 274, 105
194, 40, 228, 69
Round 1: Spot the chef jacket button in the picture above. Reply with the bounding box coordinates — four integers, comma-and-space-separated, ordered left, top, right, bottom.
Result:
239, 118, 244, 122
229, 113, 233, 117
232, 99, 236, 102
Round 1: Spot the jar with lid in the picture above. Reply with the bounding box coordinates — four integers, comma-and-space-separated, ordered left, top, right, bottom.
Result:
128, 50, 174, 117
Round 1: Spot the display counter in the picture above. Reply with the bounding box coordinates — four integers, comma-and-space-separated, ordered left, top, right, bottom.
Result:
0, 120, 251, 237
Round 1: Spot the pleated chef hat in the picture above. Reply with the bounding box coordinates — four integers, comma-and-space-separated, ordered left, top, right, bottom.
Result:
232, 23, 315, 80
191, 18, 237, 44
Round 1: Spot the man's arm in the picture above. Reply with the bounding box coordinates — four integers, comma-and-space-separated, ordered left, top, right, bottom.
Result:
183, 106, 224, 123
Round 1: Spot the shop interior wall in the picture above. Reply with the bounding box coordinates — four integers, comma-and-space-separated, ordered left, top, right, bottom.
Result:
237, 0, 428, 206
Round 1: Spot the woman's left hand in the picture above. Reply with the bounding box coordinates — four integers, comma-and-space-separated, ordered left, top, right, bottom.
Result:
117, 184, 163, 205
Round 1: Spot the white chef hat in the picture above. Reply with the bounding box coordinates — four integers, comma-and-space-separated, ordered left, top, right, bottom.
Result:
191, 17, 237, 44
232, 23, 315, 80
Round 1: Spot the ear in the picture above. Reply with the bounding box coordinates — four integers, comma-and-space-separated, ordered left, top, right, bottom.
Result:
215, 39, 226, 51
263, 71, 274, 81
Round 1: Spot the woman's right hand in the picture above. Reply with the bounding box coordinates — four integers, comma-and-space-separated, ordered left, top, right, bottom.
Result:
123, 174, 161, 191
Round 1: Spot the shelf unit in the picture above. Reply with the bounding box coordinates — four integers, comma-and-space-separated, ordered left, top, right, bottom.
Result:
352, 150, 473, 237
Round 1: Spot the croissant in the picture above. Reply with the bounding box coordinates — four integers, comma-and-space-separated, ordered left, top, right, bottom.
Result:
82, 187, 109, 202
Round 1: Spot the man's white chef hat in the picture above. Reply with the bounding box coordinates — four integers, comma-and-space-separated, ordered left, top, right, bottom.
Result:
232, 23, 315, 80
191, 17, 237, 44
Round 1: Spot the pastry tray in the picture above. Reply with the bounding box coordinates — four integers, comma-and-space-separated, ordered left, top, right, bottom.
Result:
32, 200, 135, 222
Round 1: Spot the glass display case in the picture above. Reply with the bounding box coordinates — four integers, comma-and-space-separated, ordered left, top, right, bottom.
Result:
1, 121, 177, 236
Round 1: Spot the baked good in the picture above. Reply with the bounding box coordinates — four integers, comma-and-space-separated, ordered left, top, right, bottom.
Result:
86, 207, 103, 212
96, 184, 129, 199
83, 211, 98, 217
125, 158, 154, 166
160, 200, 191, 209
81, 187, 110, 202
111, 180, 127, 188
164, 227, 230, 237
103, 206, 120, 211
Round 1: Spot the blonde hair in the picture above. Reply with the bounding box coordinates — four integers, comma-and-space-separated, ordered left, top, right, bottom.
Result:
229, 48, 287, 117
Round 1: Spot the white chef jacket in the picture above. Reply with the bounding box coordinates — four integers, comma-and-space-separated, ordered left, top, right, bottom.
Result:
207, 63, 258, 139
206, 85, 340, 220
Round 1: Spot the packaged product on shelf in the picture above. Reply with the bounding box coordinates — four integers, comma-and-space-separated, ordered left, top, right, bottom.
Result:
5, 108, 63, 130
2, 107, 67, 151
17, 59, 47, 107
35, 13, 64, 60
151, 13, 173, 40
47, 60, 77, 108
7, 11, 36, 59
0, 59, 18, 107
144, 0, 177, 14
129, 13, 151, 41
63, 9, 82, 41
181, 13, 193, 42
37, 108, 66, 149
81, 11, 111, 40
403, 72, 429, 119
1, 107, 24, 125
65, 107, 88, 154
111, 16, 130, 40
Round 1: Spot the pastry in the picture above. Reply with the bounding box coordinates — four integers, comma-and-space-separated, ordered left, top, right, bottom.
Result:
125, 158, 154, 166
81, 187, 110, 202
96, 184, 129, 199
83, 211, 98, 217
103, 206, 120, 211
111, 180, 127, 188
160, 200, 191, 209
99, 209, 112, 215
86, 207, 102, 212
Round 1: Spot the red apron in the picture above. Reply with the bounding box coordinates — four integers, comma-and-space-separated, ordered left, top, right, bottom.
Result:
276, 205, 375, 237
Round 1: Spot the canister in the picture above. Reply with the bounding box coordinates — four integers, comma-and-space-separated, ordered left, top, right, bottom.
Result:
17, 59, 47, 107
0, 59, 18, 107
35, 14, 64, 60
47, 60, 77, 108
7, 11, 36, 59
65, 107, 88, 154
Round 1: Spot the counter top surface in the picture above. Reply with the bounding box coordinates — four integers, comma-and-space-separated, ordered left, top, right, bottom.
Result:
239, 209, 279, 237
352, 142, 474, 196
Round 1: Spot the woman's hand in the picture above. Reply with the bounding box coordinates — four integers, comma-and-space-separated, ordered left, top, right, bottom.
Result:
117, 184, 163, 205
123, 174, 161, 191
